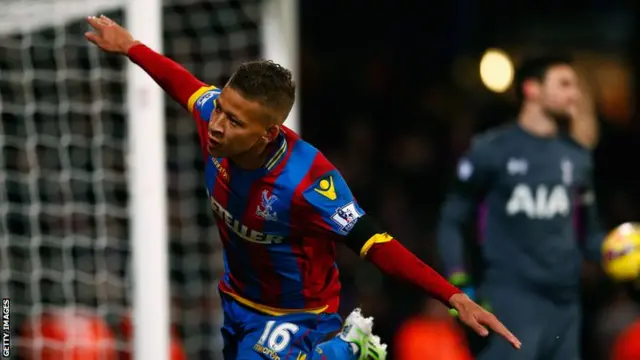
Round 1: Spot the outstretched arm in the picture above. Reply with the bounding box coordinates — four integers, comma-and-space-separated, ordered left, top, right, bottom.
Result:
128, 44, 209, 111
300, 161, 520, 350
350, 218, 519, 349
85, 15, 209, 111
348, 216, 461, 305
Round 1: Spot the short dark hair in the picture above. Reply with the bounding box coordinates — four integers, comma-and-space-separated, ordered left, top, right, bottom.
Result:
515, 54, 573, 102
227, 60, 296, 122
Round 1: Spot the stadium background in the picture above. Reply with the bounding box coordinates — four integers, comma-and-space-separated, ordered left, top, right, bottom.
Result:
1, 0, 639, 359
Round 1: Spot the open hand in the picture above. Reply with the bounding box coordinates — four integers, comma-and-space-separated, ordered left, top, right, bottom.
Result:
449, 293, 522, 350
85, 15, 139, 55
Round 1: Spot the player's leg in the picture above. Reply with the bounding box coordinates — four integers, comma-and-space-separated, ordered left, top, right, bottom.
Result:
310, 338, 355, 360
312, 308, 387, 360
312, 336, 386, 360
221, 323, 239, 360
476, 283, 546, 360
219, 292, 242, 360
545, 301, 581, 360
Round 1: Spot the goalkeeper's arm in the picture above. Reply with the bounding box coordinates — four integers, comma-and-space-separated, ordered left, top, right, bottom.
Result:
436, 136, 494, 286
579, 174, 606, 261
436, 185, 477, 283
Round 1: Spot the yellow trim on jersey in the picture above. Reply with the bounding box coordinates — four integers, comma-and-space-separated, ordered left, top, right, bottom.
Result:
264, 136, 288, 170
187, 85, 217, 113
221, 289, 328, 316
360, 232, 393, 258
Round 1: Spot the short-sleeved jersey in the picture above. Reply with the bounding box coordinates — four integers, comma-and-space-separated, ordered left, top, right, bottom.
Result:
188, 86, 365, 315
447, 124, 595, 290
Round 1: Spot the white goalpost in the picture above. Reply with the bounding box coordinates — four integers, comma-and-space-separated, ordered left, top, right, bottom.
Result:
262, 0, 299, 133
126, 0, 168, 358
0, 0, 297, 359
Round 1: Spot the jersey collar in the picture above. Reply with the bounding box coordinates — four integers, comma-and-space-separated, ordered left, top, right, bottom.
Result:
264, 133, 288, 171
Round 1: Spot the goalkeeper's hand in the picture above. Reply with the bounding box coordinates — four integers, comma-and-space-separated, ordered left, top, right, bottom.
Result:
568, 76, 598, 149
85, 15, 140, 55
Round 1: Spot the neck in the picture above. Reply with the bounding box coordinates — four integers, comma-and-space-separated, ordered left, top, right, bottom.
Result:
517, 103, 558, 137
230, 139, 276, 170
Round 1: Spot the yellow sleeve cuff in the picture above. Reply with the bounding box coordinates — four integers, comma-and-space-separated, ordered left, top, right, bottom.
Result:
359, 232, 393, 258
187, 85, 217, 113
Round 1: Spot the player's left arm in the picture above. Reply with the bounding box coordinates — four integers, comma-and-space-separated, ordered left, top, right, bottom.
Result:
301, 169, 520, 348
300, 169, 460, 305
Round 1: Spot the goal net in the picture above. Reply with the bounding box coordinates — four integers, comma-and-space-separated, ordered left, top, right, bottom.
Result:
0, 0, 262, 358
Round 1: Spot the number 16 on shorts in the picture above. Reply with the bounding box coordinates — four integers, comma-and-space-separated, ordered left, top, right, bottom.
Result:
254, 320, 300, 358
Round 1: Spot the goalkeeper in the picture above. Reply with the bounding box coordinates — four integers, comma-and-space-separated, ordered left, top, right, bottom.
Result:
85, 15, 520, 360
436, 55, 605, 360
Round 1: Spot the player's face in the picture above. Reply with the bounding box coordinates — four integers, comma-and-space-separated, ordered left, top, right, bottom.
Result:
538, 65, 580, 120
207, 87, 276, 158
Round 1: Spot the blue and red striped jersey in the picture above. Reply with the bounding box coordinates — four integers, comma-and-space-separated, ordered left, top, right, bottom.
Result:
188, 86, 364, 315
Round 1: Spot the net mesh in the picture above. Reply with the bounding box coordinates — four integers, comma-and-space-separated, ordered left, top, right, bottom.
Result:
0, 0, 260, 358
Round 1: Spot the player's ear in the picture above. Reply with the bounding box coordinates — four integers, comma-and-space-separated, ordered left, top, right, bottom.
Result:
522, 79, 540, 100
263, 125, 280, 142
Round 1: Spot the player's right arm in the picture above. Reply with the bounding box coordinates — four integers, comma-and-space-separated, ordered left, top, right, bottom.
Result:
126, 43, 214, 113
85, 15, 218, 156
85, 15, 212, 110
436, 135, 496, 287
